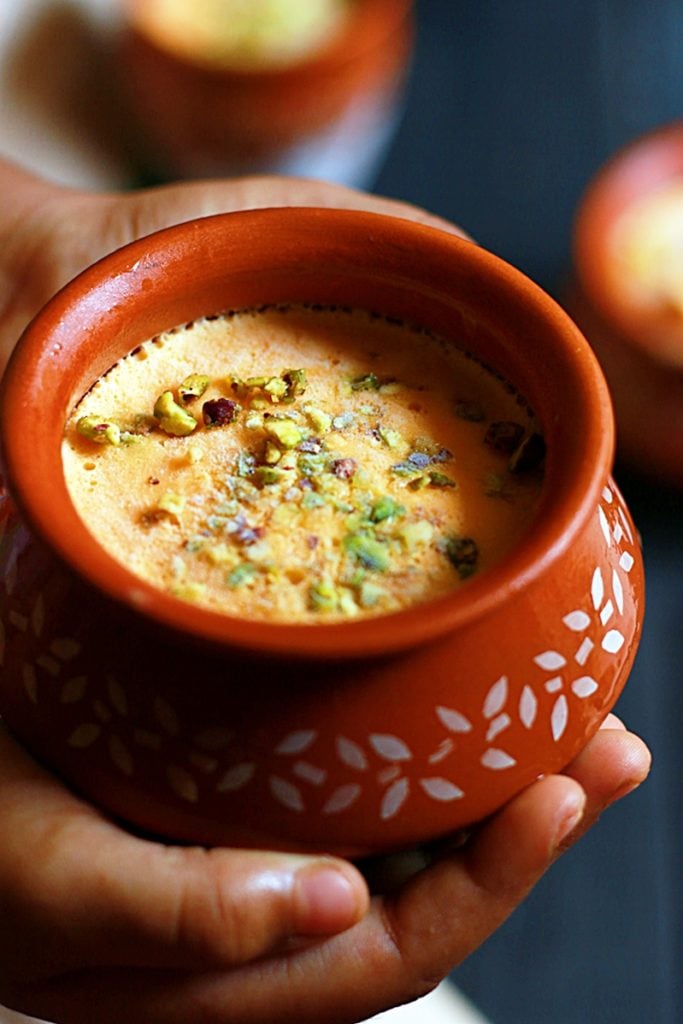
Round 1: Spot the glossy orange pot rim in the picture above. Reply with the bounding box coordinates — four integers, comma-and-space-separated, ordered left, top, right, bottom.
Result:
123, 0, 413, 80
1, 208, 614, 661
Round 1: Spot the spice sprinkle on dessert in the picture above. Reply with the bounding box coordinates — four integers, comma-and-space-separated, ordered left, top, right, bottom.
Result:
62, 305, 545, 622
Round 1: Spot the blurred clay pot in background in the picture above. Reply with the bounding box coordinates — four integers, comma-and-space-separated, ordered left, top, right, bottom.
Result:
571, 121, 683, 486
119, 0, 413, 184
0, 209, 643, 856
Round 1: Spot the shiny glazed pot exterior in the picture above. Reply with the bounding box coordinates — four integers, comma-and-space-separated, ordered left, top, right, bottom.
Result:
120, 0, 413, 180
0, 209, 644, 855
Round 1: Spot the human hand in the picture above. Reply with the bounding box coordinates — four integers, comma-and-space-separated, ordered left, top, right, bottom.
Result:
0, 716, 649, 1024
0, 160, 651, 1023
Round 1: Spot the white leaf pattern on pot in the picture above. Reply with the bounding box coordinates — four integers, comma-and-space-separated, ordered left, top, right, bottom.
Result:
551, 695, 569, 741
269, 776, 305, 812
519, 685, 537, 729
336, 736, 368, 770
481, 748, 516, 770
534, 651, 567, 671
369, 734, 412, 761
571, 676, 598, 698
483, 676, 508, 718
563, 610, 591, 631
419, 778, 464, 801
0, 486, 638, 829
381, 778, 410, 819
216, 763, 255, 792
436, 706, 473, 733
323, 784, 362, 815
275, 730, 318, 755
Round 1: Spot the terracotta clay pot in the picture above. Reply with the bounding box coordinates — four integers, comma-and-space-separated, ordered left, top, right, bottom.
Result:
0, 209, 644, 855
119, 0, 413, 181
571, 121, 683, 486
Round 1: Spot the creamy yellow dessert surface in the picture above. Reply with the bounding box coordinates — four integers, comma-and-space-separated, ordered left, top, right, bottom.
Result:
62, 306, 545, 623
135, 0, 352, 70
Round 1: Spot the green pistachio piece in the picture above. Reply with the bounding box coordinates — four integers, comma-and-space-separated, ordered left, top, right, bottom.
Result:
301, 491, 327, 509
171, 555, 186, 579
343, 531, 390, 572
178, 374, 210, 404
304, 405, 332, 434
154, 391, 198, 436
350, 372, 380, 391
253, 465, 284, 487
407, 475, 429, 491
298, 452, 327, 476
76, 415, 121, 446
171, 581, 206, 602
264, 441, 282, 465
309, 578, 338, 613
358, 580, 386, 608
444, 535, 479, 578
203, 543, 236, 566
428, 471, 457, 488
271, 502, 299, 525
158, 491, 185, 519
227, 562, 259, 589
370, 495, 406, 522
120, 430, 144, 445
263, 417, 303, 449
282, 368, 308, 402
237, 451, 256, 477
378, 425, 404, 450
263, 376, 289, 401
244, 412, 263, 430
338, 587, 360, 616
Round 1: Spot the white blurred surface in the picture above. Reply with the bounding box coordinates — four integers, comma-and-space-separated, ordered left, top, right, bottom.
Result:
0, 980, 491, 1024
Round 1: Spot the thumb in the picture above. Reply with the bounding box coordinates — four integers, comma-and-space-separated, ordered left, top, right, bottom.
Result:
0, 728, 368, 981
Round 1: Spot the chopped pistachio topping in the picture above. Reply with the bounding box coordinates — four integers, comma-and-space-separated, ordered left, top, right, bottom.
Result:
66, 311, 544, 622
378, 425, 404, 449
343, 531, 391, 572
427, 471, 457, 488
154, 391, 198, 436
178, 373, 210, 404
309, 577, 338, 612
227, 562, 259, 588
444, 535, 480, 578
350, 372, 380, 391
263, 417, 303, 449
77, 415, 121, 445
370, 495, 405, 522
158, 490, 185, 519
304, 405, 332, 434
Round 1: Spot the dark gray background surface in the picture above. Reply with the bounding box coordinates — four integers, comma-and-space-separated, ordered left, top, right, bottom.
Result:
373, 2, 683, 1022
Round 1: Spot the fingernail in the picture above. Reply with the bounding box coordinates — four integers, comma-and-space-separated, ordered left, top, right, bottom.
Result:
608, 778, 643, 805
552, 793, 586, 852
294, 862, 363, 936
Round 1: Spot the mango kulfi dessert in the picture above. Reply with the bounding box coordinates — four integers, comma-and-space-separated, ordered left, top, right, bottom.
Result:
610, 180, 683, 316
62, 305, 545, 623
133, 0, 353, 71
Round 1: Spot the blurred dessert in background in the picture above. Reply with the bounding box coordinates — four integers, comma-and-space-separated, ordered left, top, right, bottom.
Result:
570, 121, 683, 486
120, 0, 413, 186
